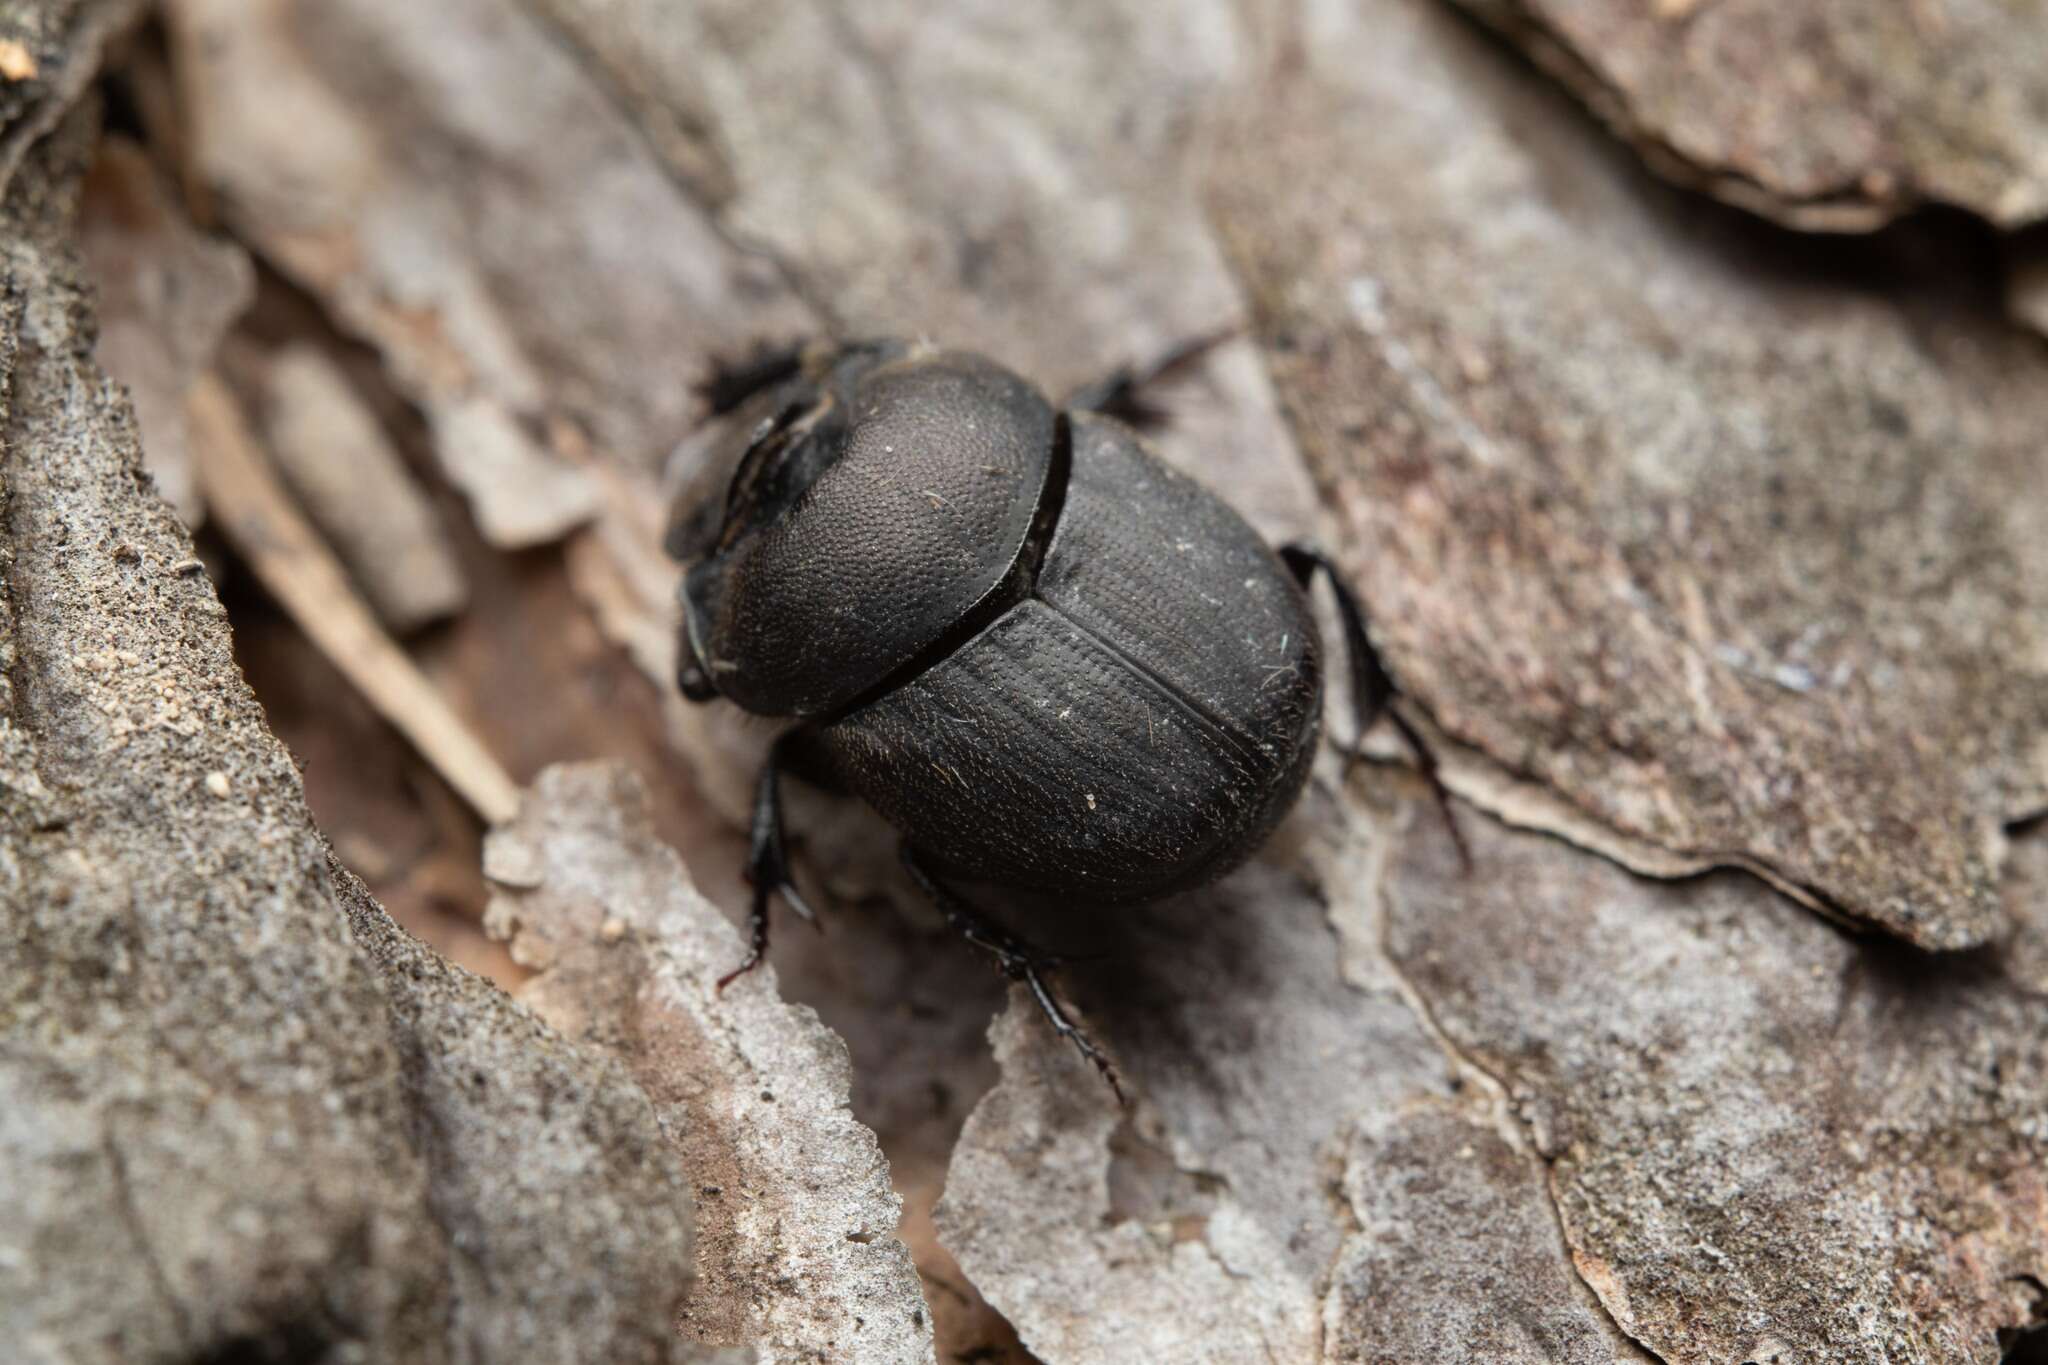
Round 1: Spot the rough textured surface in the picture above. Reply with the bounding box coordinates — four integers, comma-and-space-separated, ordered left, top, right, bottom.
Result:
618, 0, 1315, 539
1212, 0, 2048, 950
334, 860, 699, 1364
1, 107, 442, 1365
165, 0, 811, 539
934, 783, 1608, 1364
1387, 808, 2048, 1363
78, 133, 251, 526
943, 776, 2048, 1365
1323, 1105, 1644, 1364
2, 105, 696, 1365
130, 0, 2048, 1358
483, 763, 935, 1365
258, 342, 467, 631
0, 0, 140, 199
1452, 0, 2048, 231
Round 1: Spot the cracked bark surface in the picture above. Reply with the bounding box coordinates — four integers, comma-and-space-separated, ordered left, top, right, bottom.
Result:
936, 786, 1654, 1364
165, 0, 814, 544
0, 101, 697, 1365
1211, 0, 2048, 952
1324, 1105, 1652, 1364
78, 133, 251, 527
1387, 810, 2048, 1363
88, 0, 2048, 1359
0, 0, 140, 198
1449, 0, 2048, 232
482, 763, 935, 1365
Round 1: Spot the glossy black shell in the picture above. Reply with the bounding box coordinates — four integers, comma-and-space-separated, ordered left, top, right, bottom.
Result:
680, 343, 1056, 718
679, 343, 1322, 904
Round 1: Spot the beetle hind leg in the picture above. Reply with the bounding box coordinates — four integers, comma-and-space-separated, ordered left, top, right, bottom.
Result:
717, 734, 821, 991
901, 846, 1125, 1104
1280, 542, 1472, 870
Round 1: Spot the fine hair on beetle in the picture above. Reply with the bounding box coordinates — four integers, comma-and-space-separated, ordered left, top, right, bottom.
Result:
671, 336, 1466, 1101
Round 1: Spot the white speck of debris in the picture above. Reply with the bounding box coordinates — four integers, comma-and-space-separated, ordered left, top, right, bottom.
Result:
1771, 663, 1818, 693
0, 39, 37, 82
204, 771, 232, 799
1085, 793, 1097, 810
1059, 707, 1073, 720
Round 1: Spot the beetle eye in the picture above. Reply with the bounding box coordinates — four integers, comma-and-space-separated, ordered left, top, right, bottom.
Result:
677, 660, 717, 701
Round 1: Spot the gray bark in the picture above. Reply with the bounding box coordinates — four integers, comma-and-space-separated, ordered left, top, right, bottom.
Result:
0, 96, 696, 1365
14, 0, 2048, 1361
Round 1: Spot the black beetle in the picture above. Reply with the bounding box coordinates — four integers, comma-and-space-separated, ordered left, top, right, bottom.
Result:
671, 338, 1459, 1095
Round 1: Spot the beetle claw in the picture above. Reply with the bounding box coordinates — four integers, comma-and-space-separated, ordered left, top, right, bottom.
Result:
717, 876, 775, 992
1284, 542, 1473, 873
901, 844, 1127, 1104
780, 881, 819, 925
718, 732, 829, 985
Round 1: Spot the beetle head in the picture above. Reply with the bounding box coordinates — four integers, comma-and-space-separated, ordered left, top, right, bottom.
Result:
672, 341, 912, 708
670, 339, 1056, 718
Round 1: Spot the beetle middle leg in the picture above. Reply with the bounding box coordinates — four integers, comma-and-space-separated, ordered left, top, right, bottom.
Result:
1280, 543, 1472, 868
901, 846, 1126, 1104
717, 731, 821, 991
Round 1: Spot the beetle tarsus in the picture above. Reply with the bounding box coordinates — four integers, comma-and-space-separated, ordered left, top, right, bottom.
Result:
1386, 709, 1473, 872
717, 734, 817, 990
716, 879, 773, 991
1280, 542, 1471, 870
901, 847, 1126, 1104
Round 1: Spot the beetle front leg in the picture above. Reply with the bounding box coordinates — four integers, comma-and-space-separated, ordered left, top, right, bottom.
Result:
900, 846, 1125, 1104
1279, 543, 1471, 869
717, 732, 821, 991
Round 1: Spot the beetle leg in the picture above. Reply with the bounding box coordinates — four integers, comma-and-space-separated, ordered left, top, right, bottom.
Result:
717, 734, 820, 991
1064, 325, 1240, 432
1279, 543, 1472, 870
697, 341, 807, 415
901, 847, 1126, 1104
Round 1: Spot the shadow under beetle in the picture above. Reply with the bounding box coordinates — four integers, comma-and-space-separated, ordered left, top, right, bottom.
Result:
670, 337, 1461, 1098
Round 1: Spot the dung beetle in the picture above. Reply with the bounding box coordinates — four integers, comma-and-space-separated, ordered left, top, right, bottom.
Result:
671, 338, 1460, 1096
